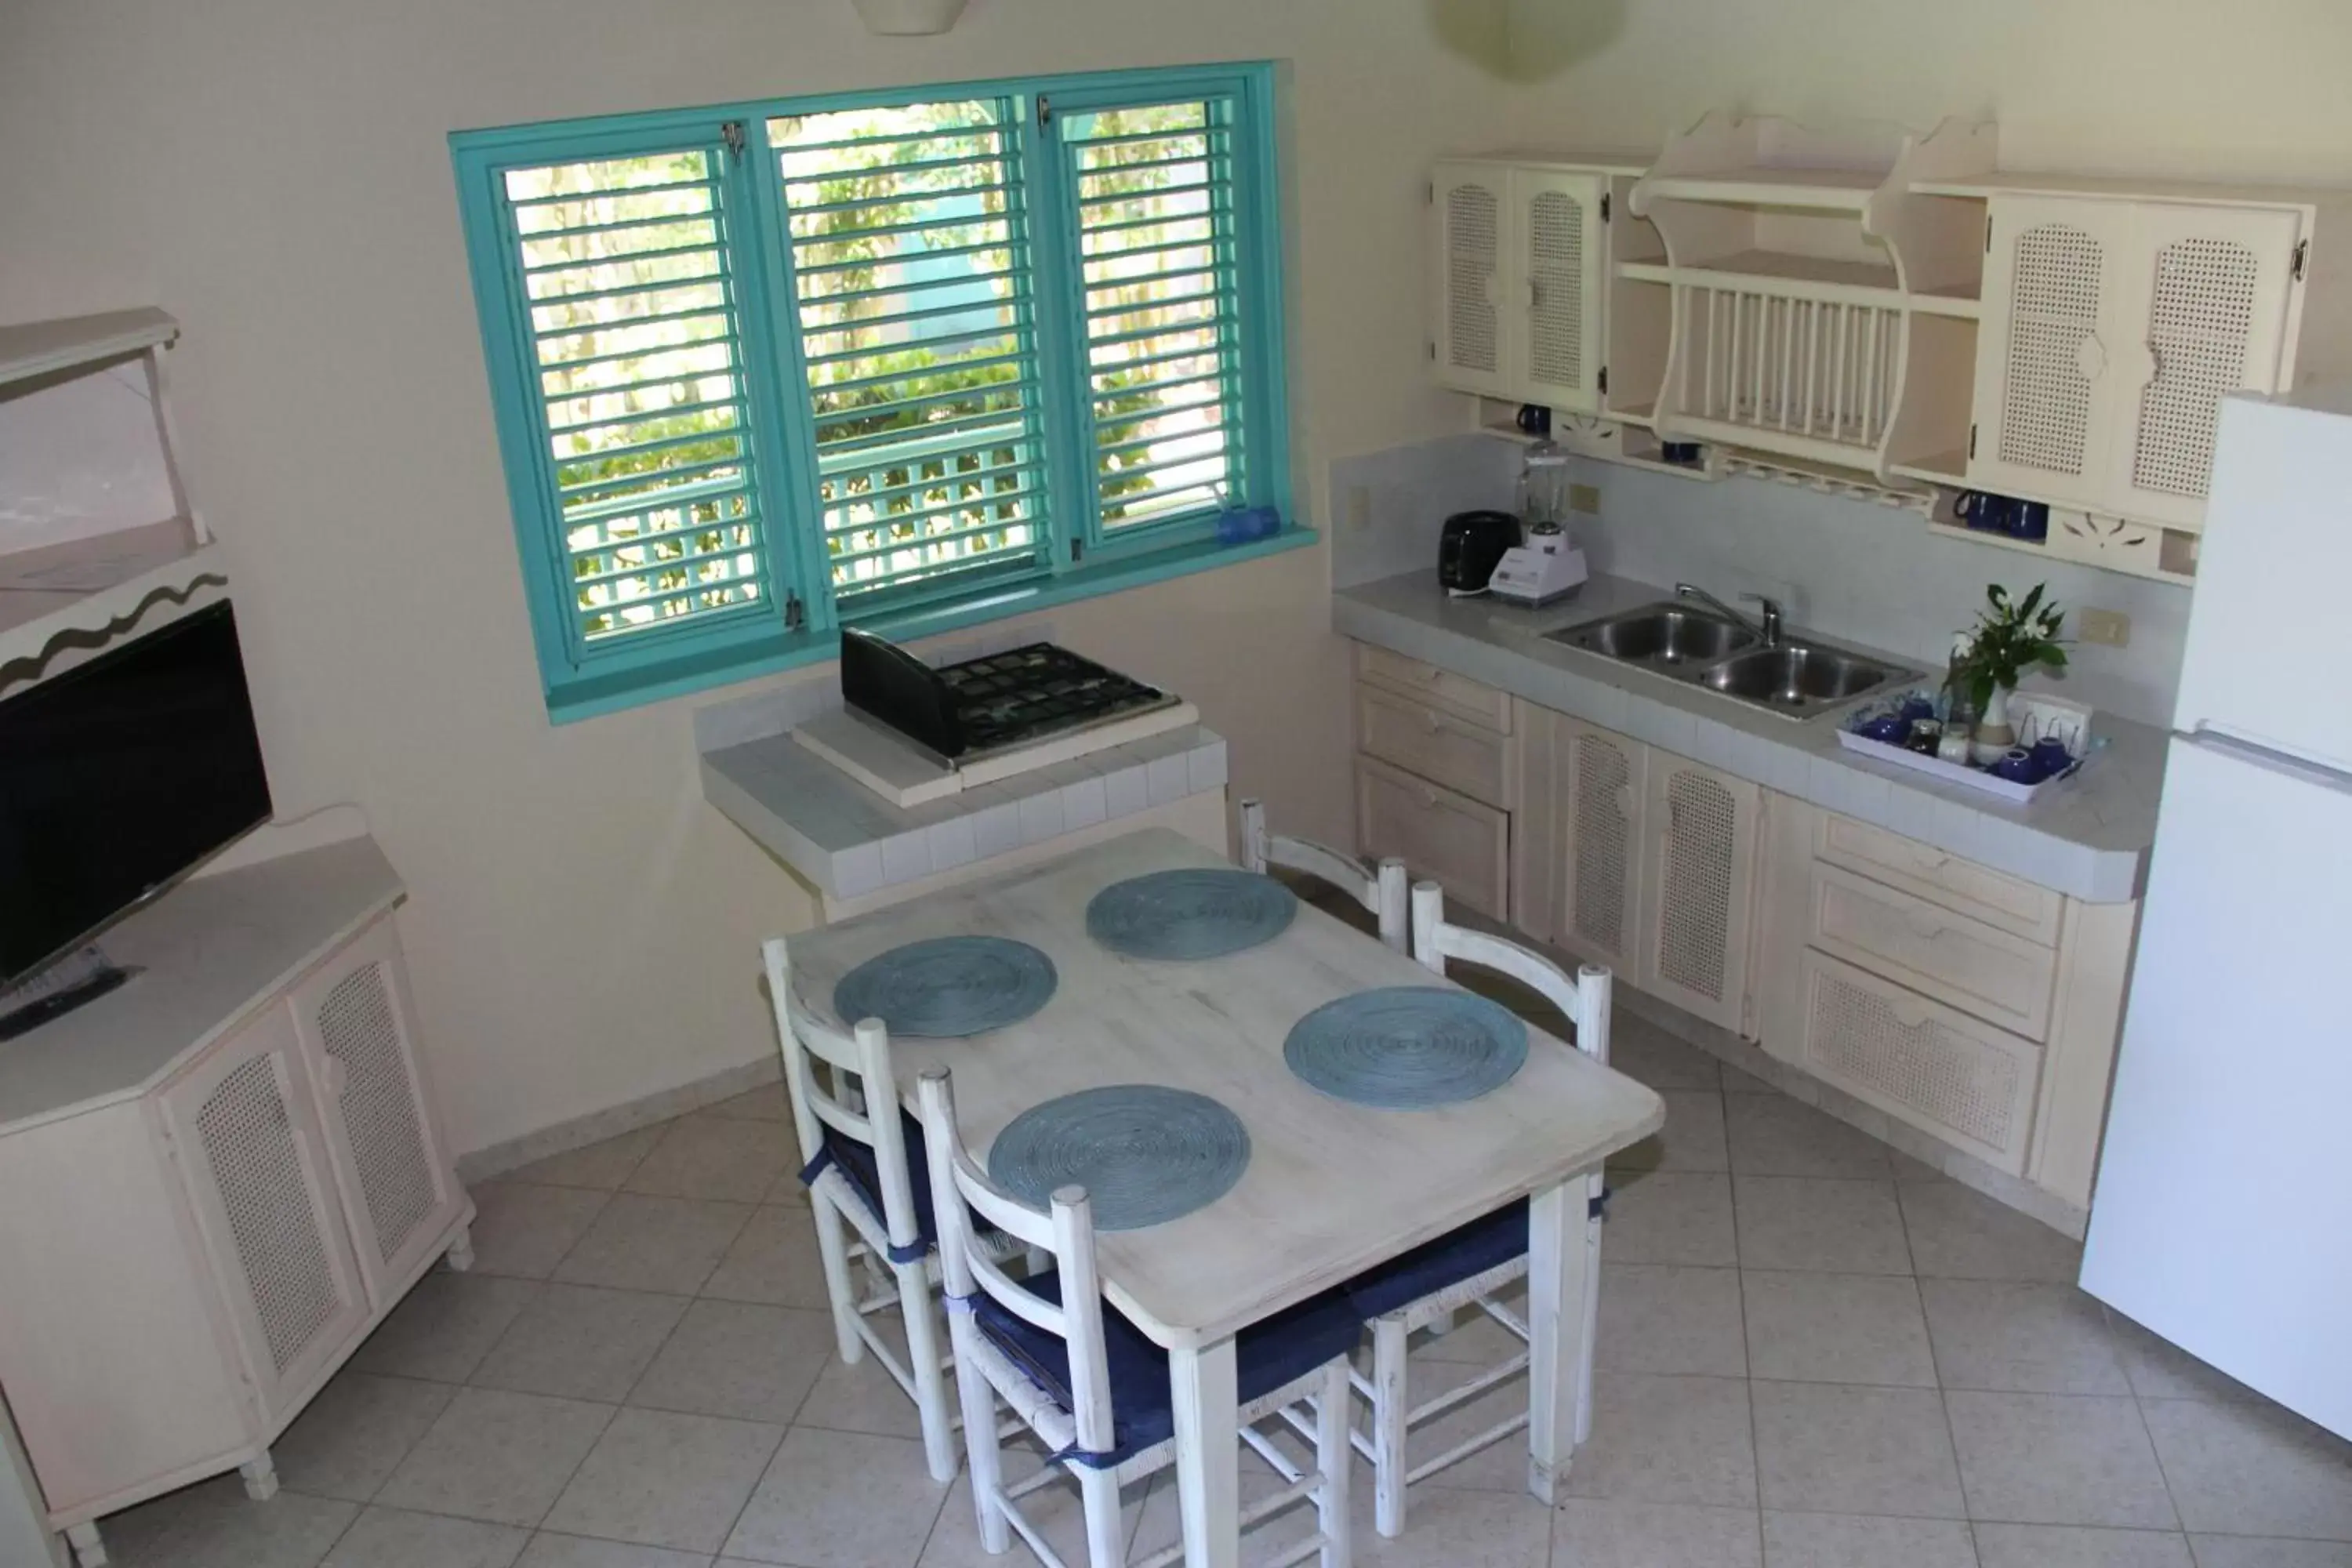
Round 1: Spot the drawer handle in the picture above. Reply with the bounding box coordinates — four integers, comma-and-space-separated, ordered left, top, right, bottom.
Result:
1425, 710, 1446, 734
1904, 911, 1945, 941
1889, 996, 1932, 1029
1419, 663, 1442, 684
1418, 786, 1439, 809
1615, 784, 1636, 819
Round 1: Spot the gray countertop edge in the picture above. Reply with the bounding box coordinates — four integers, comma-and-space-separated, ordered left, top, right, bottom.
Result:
1334, 572, 2162, 905
704, 725, 1231, 901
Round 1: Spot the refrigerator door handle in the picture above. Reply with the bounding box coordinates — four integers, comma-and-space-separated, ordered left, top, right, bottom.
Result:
2184, 724, 2352, 793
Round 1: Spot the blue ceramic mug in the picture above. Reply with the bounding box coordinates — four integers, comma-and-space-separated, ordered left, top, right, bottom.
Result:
1955, 491, 2015, 534
1860, 714, 1911, 745
1989, 747, 2046, 785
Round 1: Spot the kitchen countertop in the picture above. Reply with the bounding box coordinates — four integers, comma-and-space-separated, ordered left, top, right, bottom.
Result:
1334, 570, 2166, 903
702, 717, 1229, 905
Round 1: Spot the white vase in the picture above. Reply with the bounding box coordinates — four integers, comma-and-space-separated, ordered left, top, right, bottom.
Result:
1973, 683, 2016, 764
849, 0, 968, 33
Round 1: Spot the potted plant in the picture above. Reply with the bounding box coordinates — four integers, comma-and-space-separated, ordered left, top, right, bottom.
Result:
1955, 583, 2068, 754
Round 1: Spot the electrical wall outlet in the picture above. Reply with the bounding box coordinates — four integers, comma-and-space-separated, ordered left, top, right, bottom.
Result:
2078, 608, 2132, 648
1569, 483, 1602, 515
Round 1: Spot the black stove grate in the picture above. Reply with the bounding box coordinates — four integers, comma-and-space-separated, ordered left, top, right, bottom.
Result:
936, 645, 1172, 754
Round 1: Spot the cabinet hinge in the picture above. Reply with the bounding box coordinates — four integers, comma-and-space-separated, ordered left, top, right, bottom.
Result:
1037, 95, 1053, 130
1598, 366, 1609, 396
1969, 423, 1980, 460
784, 590, 806, 633
2293, 238, 2310, 281
720, 121, 746, 162
1600, 192, 1611, 223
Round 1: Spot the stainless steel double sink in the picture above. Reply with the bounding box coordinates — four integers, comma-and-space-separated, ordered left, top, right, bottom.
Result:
1543, 604, 1922, 720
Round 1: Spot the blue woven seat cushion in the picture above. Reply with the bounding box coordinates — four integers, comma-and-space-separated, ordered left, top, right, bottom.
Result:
972, 1270, 1363, 1467
800, 1112, 967, 1256
1343, 1198, 1530, 1320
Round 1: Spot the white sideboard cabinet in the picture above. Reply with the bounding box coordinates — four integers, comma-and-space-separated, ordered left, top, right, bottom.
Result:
0, 834, 473, 1568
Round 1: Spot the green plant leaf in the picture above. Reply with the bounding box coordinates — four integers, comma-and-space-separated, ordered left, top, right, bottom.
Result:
2040, 646, 2069, 670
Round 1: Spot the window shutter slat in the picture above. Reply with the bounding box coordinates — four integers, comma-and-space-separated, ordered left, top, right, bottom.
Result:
492, 146, 772, 649
768, 100, 1051, 605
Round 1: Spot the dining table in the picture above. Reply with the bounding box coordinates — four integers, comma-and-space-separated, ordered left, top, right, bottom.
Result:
784, 825, 1667, 1568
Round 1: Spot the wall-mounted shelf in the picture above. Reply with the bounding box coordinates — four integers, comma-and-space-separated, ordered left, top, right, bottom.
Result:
1629, 114, 1997, 489
1, 307, 218, 699
1639, 165, 1882, 213
0, 308, 177, 389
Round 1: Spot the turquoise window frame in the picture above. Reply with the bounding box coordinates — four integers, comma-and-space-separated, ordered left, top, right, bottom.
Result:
449, 63, 1301, 724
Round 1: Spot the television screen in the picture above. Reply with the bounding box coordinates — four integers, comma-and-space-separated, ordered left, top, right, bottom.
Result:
0, 601, 274, 987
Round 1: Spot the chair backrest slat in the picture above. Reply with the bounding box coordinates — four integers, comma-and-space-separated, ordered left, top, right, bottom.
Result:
1240, 797, 1409, 950
917, 1068, 1119, 1458
1408, 881, 1613, 1064
763, 938, 924, 1254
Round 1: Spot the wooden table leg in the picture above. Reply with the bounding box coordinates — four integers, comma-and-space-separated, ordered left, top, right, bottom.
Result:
1526, 1175, 1595, 1504
1168, 1337, 1240, 1568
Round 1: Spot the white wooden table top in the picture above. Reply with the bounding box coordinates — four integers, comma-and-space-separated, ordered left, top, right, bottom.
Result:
788, 826, 1665, 1349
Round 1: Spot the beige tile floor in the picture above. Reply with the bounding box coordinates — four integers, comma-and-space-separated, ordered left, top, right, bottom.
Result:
89, 1018, 2352, 1568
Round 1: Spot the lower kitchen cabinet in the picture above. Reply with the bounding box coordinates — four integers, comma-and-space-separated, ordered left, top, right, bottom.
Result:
1349, 639, 2138, 1215
1637, 753, 1763, 1035
1755, 792, 2140, 1209
1356, 753, 1512, 920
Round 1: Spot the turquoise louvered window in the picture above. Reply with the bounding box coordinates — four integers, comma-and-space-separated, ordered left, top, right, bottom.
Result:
451, 66, 1292, 721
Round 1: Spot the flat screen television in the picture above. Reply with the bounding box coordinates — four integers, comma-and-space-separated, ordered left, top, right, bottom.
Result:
0, 601, 274, 992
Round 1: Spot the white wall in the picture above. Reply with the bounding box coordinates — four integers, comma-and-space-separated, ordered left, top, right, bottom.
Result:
0, 0, 1487, 1156
5, 0, 2345, 1157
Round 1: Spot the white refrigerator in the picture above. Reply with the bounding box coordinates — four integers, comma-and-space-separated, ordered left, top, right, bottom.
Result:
2080, 384, 2352, 1441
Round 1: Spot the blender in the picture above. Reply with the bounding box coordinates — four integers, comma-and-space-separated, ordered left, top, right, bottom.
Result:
1488, 440, 1589, 606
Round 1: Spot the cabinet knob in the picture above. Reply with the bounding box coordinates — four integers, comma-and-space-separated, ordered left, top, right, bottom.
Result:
1418, 786, 1439, 809
321, 1055, 350, 1099
1615, 784, 1637, 819
1889, 996, 1933, 1029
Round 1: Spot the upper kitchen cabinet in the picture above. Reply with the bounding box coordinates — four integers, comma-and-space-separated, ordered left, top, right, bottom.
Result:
1432, 156, 1651, 422
1962, 187, 2312, 532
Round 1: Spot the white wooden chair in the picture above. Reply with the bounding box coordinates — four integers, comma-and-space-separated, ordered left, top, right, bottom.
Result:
1239, 797, 1409, 951
1341, 882, 1613, 1538
762, 936, 1029, 1483
917, 1066, 1359, 1568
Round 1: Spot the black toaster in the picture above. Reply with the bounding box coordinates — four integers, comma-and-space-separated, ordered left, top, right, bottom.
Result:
1438, 510, 1523, 592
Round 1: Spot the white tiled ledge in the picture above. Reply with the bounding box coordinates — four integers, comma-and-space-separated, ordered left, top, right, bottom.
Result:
1335, 571, 2165, 904
702, 721, 1228, 902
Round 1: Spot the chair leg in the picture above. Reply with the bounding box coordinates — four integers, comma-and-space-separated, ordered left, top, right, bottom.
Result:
808, 1196, 864, 1364
1076, 1461, 1126, 1568
1315, 1361, 1353, 1568
1369, 1316, 1410, 1540
898, 1258, 958, 1483
949, 1319, 1011, 1555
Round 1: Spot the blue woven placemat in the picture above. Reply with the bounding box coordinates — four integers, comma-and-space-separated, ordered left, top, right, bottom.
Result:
1085, 869, 1298, 961
1283, 987, 1530, 1109
986, 1085, 1251, 1232
832, 936, 1058, 1039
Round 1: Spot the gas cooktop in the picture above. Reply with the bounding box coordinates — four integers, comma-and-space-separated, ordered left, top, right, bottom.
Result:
840, 629, 1182, 767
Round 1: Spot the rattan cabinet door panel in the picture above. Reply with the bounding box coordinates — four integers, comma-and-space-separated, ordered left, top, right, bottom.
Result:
289, 916, 467, 1312
158, 1004, 369, 1423
1637, 752, 1762, 1035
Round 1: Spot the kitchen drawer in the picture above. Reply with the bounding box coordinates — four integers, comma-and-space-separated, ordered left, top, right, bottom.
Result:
1356, 684, 1517, 809
1356, 753, 1510, 920
1816, 812, 2064, 945
1807, 862, 2058, 1040
1355, 644, 1512, 733
1798, 949, 2042, 1176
